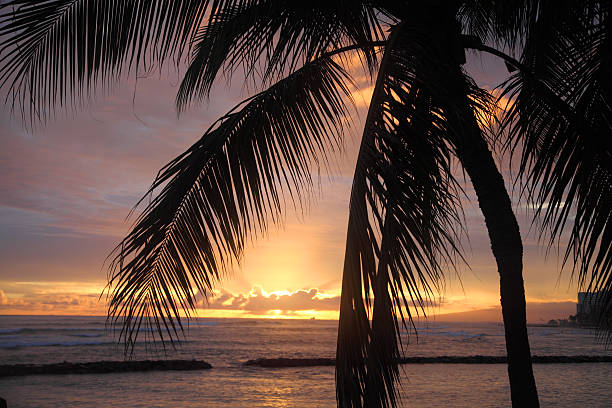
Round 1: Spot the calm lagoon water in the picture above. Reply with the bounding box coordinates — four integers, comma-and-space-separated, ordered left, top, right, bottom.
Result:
0, 316, 611, 407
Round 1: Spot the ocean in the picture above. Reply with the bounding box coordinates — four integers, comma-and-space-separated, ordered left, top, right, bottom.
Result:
0, 316, 610, 407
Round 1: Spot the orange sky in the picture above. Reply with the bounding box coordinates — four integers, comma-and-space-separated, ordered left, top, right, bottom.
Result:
0, 50, 582, 323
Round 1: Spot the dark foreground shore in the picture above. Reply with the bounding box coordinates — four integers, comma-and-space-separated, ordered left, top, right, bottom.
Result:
0, 360, 211, 377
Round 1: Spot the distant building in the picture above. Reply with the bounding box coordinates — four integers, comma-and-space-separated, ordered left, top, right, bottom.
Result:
577, 291, 604, 325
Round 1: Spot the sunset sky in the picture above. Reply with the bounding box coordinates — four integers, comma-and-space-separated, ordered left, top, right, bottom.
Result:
0, 50, 579, 322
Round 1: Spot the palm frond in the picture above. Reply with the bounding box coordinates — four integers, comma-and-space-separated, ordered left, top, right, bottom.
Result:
106, 56, 352, 353
0, 0, 210, 122
459, 0, 537, 49
501, 1, 612, 342
336, 23, 471, 407
176, 0, 385, 112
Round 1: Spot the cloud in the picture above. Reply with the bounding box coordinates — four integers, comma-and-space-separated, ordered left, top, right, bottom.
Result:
200, 286, 340, 313
350, 85, 374, 107
0, 72, 240, 240
0, 281, 341, 317
0, 290, 105, 315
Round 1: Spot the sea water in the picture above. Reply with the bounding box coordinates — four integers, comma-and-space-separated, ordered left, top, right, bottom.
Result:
0, 316, 610, 407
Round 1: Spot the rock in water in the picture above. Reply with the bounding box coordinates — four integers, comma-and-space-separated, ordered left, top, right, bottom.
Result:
0, 360, 212, 377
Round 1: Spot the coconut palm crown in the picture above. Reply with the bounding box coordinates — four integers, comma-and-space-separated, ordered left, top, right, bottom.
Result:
1, 1, 610, 407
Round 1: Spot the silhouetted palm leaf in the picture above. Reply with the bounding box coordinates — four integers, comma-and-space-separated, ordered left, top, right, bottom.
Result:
501, 1, 612, 342
0, 0, 212, 122
459, 0, 536, 48
107, 56, 352, 352
336, 22, 493, 407
176, 0, 385, 112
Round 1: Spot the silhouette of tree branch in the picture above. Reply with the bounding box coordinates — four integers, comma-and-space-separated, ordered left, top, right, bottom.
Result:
463, 37, 607, 156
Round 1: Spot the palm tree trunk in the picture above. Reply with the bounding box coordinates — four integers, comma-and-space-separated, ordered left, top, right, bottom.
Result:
455, 110, 540, 407
425, 3, 540, 401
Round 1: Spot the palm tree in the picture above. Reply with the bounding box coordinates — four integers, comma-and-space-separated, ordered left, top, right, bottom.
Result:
496, 0, 612, 344
464, 0, 611, 342
4, 1, 608, 407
